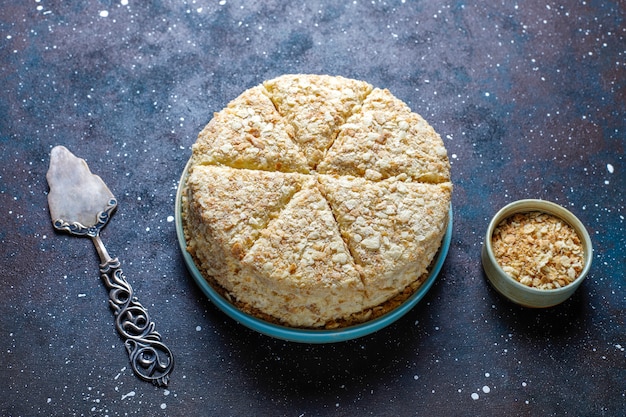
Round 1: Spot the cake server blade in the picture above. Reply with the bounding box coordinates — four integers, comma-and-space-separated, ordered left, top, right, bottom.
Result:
46, 145, 174, 387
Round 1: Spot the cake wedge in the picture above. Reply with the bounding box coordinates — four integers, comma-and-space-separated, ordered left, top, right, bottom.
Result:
319, 174, 451, 307
241, 178, 365, 327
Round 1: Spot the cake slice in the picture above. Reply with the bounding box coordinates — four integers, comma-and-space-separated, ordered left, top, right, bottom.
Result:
263, 74, 373, 169
191, 85, 310, 173
319, 175, 452, 307
241, 178, 365, 327
184, 165, 309, 292
318, 88, 450, 183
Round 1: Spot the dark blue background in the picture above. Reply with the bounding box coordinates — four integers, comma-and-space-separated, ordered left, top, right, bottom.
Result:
1, 1, 624, 416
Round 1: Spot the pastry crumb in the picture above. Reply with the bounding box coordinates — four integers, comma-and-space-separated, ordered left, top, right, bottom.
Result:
491, 211, 585, 290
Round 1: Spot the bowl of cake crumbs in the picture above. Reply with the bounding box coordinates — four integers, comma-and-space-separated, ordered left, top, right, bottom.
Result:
481, 199, 593, 308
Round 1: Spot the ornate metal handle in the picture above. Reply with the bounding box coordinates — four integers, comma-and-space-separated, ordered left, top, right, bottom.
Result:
47, 144, 175, 388
95, 237, 174, 387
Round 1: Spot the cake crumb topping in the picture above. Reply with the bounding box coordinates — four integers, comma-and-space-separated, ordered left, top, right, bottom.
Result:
183, 74, 452, 328
491, 211, 585, 290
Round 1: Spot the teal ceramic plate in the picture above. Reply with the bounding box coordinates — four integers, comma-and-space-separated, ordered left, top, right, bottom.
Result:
175, 163, 452, 343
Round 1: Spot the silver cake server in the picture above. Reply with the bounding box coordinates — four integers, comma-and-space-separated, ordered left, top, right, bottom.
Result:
46, 145, 174, 387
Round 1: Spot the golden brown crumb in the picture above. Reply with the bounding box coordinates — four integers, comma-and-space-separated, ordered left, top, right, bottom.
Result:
491, 211, 584, 290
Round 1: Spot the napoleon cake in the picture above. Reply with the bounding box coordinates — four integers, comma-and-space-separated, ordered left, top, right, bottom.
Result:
182, 74, 452, 328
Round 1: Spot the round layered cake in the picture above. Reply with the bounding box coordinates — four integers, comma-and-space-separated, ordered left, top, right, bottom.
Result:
182, 74, 452, 328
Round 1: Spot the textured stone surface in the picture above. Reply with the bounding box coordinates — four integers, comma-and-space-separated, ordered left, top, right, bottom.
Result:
1, 1, 624, 416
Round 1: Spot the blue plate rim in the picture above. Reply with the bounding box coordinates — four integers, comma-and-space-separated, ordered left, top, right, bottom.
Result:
175, 162, 453, 343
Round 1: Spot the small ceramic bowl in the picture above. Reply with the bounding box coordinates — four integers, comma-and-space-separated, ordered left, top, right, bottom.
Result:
481, 199, 593, 308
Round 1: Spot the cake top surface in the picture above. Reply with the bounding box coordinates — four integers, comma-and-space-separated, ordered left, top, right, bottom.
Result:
184, 74, 452, 328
